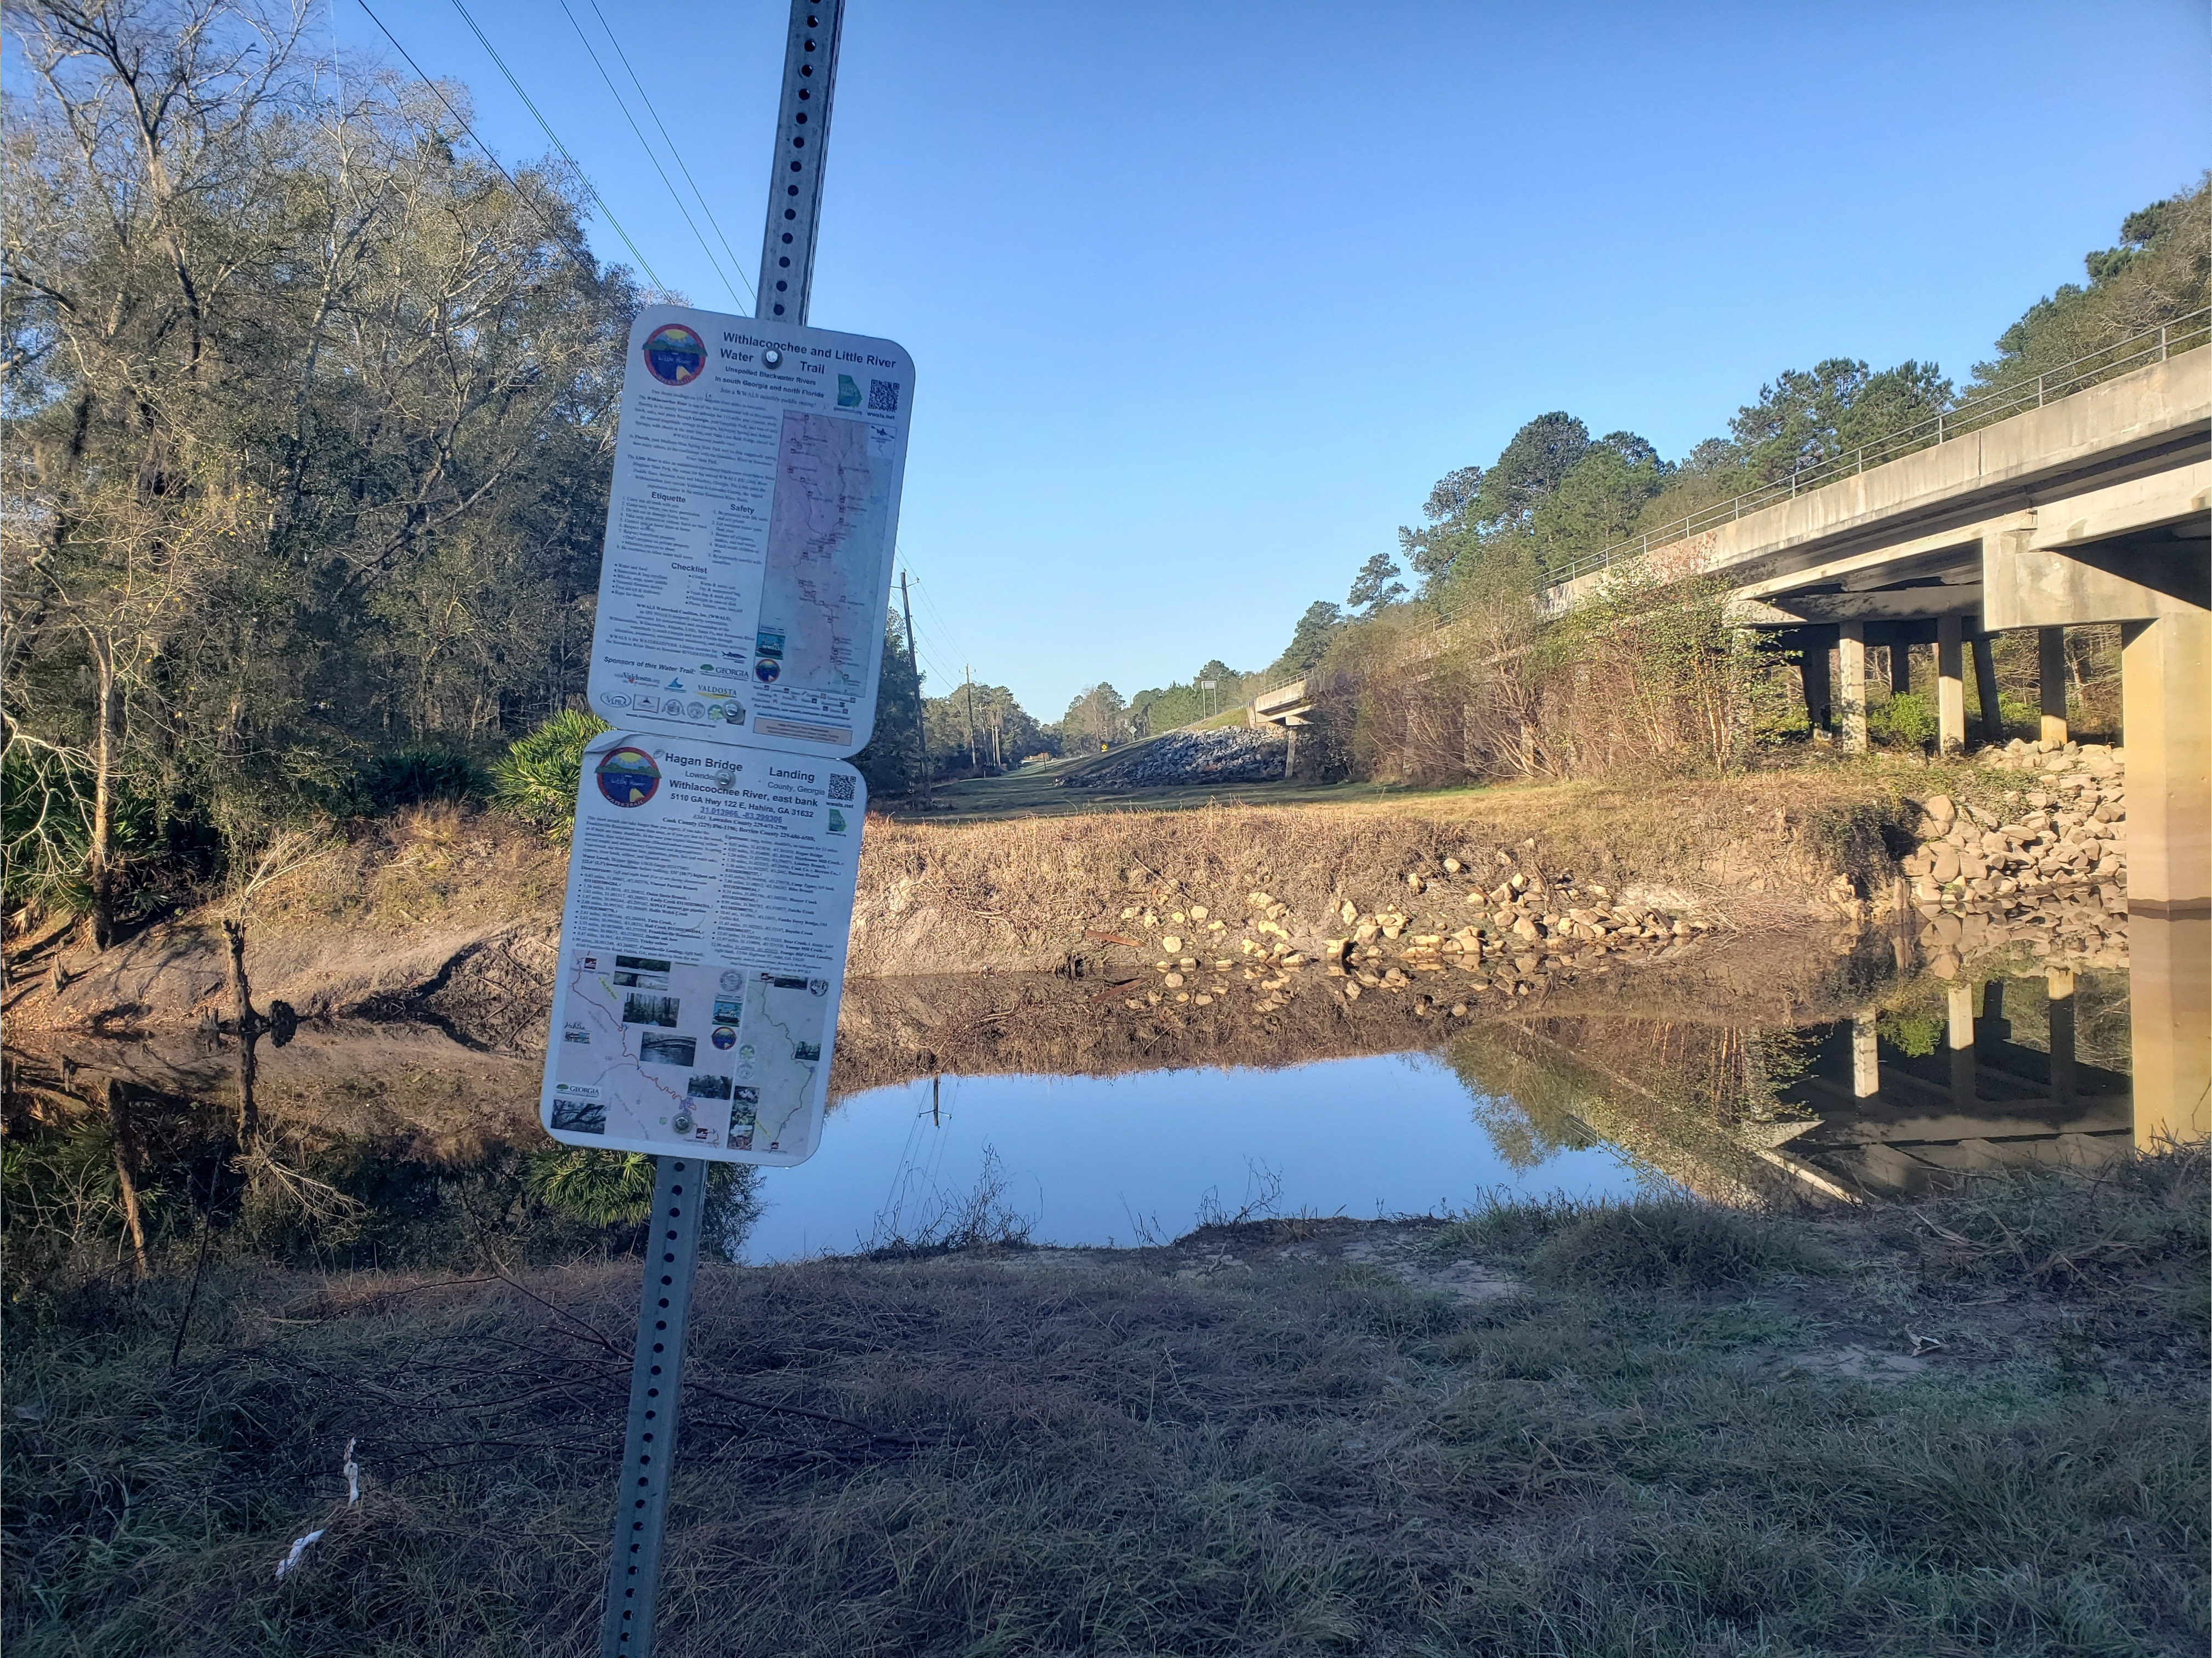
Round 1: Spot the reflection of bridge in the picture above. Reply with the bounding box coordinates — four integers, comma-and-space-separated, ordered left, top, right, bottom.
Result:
1770, 972, 2136, 1200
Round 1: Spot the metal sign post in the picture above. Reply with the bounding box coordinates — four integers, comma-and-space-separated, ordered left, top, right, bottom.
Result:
597, 5, 846, 1654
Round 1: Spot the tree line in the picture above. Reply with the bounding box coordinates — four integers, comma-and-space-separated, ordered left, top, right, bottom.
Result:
4, 0, 633, 937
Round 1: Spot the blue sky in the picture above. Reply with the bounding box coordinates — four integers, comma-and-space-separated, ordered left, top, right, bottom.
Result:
344, 0, 2208, 720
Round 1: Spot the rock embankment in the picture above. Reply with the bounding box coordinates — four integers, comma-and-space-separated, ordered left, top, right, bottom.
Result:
1900, 743, 2129, 978
1109, 854, 1721, 1025
1062, 728, 1286, 790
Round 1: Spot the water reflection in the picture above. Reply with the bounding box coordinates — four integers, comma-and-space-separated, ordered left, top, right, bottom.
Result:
1772, 970, 2135, 1200
6, 912, 2199, 1275
743, 1054, 1652, 1262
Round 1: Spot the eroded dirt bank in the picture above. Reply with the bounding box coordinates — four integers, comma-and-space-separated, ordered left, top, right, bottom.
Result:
6, 772, 1910, 1047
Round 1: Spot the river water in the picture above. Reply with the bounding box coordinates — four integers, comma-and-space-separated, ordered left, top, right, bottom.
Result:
4, 917, 2174, 1271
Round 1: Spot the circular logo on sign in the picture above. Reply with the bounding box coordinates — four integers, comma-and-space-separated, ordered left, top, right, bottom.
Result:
753, 657, 780, 684
642, 323, 706, 386
595, 745, 661, 807
711, 1025, 738, 1051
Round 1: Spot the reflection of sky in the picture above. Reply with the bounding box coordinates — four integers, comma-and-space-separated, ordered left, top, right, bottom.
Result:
742, 1053, 1648, 1263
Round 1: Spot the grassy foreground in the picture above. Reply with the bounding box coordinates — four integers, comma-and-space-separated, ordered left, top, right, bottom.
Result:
5, 1152, 2205, 1657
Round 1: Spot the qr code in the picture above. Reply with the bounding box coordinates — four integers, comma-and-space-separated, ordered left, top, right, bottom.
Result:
827, 773, 855, 803
868, 379, 900, 413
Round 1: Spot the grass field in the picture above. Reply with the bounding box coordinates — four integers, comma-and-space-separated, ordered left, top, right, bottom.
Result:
876, 737, 1489, 825
5, 1149, 2204, 1656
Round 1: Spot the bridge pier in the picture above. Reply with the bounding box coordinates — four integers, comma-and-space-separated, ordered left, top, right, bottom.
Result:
1947, 983, 1976, 1109
1800, 639, 1831, 734
2038, 627, 2069, 747
1888, 643, 1911, 699
1851, 1012, 1879, 1098
1971, 632, 2003, 745
2046, 968, 2076, 1108
1836, 623, 1868, 751
2122, 609, 2211, 1149
1936, 616, 1966, 754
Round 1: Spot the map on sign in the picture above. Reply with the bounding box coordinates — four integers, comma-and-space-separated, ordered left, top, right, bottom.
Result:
549, 955, 832, 1159
585, 305, 914, 761
755, 411, 886, 698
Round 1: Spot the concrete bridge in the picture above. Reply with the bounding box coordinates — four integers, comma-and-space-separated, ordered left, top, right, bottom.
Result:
1543, 327, 2207, 1146
1549, 331, 2205, 758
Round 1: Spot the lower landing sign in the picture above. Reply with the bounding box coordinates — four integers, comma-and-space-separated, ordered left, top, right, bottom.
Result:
539, 728, 864, 1167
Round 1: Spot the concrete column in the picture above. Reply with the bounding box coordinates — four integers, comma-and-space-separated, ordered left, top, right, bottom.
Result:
1971, 633, 2004, 745
1888, 643, 1912, 698
1851, 1012, 1880, 1098
1936, 616, 1965, 754
2121, 610, 2211, 1149
1801, 642, 1831, 734
1947, 981, 1976, 1109
1837, 623, 1868, 752
2046, 968, 2076, 1106
2038, 627, 2068, 747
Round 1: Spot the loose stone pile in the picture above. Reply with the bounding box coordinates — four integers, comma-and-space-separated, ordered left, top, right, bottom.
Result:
1063, 728, 1288, 790
1111, 853, 1711, 1020
1903, 744, 2125, 905
1902, 741, 2130, 975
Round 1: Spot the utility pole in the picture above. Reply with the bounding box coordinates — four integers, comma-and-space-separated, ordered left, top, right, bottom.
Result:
599, 6, 846, 1656
963, 666, 978, 774
900, 570, 929, 805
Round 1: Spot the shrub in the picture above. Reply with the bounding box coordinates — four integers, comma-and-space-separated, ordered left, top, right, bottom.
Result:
490, 710, 610, 839
526, 1146, 760, 1260
1536, 1200, 1832, 1289
1868, 691, 1937, 749
356, 747, 487, 811
1879, 1008, 1944, 1058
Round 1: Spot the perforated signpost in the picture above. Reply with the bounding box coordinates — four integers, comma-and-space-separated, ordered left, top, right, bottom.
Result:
533, 7, 908, 1652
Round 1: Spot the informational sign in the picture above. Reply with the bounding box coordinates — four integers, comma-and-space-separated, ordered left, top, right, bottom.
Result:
586, 304, 914, 759
540, 729, 865, 1166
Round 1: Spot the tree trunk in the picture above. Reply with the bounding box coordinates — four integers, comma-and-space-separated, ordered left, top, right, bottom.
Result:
88, 642, 120, 950
223, 918, 259, 1140
104, 1078, 149, 1277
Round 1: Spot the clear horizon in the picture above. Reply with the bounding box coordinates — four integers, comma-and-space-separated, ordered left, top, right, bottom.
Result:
332, 0, 2208, 721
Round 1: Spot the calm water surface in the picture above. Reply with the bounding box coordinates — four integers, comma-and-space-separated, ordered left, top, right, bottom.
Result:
745, 1054, 1652, 1262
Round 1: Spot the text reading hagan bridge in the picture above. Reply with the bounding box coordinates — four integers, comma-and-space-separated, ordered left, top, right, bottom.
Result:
531, 7, 912, 1653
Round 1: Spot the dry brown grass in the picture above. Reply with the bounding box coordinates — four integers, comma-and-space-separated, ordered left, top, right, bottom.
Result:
237, 805, 569, 938
850, 770, 1910, 977
7, 1149, 2205, 1656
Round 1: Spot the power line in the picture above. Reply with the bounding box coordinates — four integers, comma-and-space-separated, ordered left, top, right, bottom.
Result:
911, 580, 976, 682
444, 0, 666, 289
353, 0, 597, 279
553, 0, 745, 309
585, 0, 757, 305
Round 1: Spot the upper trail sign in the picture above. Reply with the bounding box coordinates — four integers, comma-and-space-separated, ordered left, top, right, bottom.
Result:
588, 305, 914, 759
